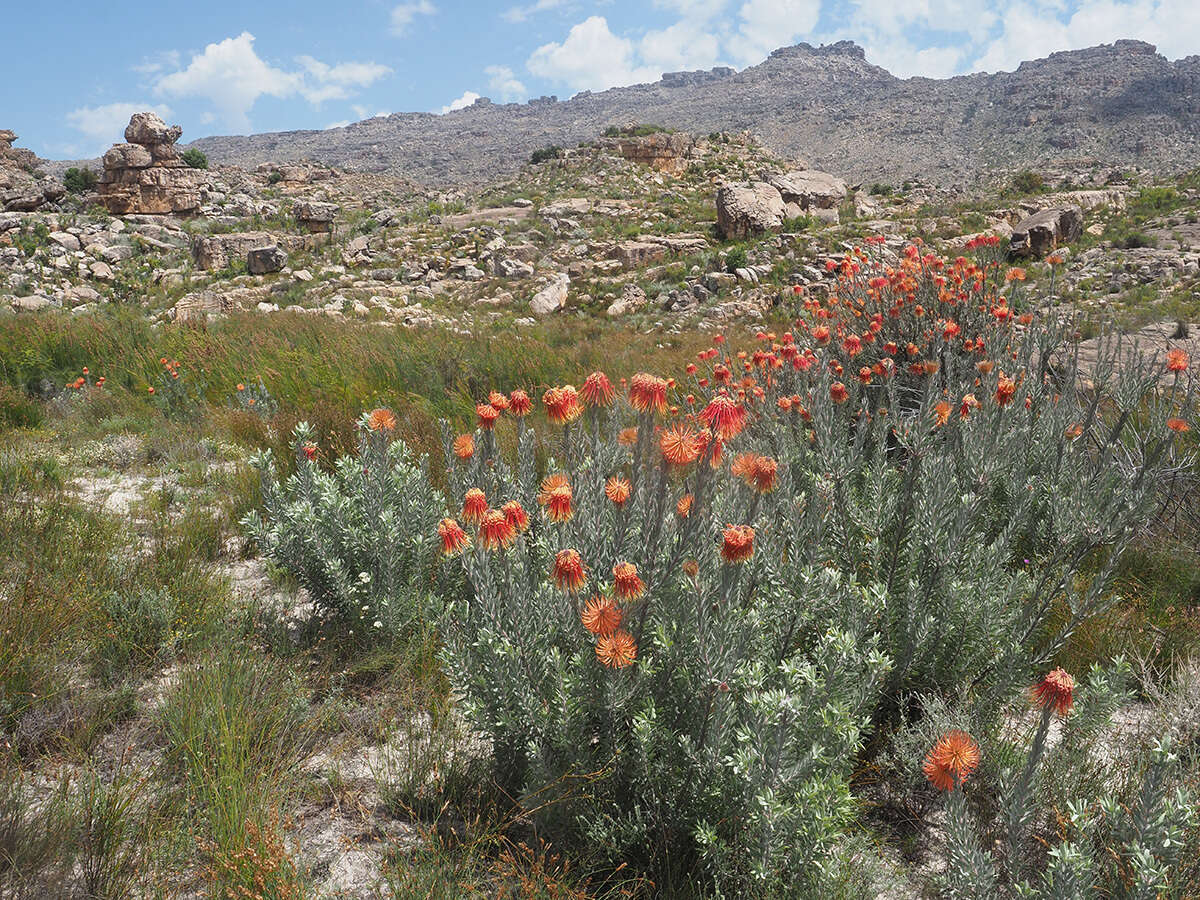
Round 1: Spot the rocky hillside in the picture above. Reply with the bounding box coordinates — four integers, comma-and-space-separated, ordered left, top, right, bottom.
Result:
189, 40, 1200, 188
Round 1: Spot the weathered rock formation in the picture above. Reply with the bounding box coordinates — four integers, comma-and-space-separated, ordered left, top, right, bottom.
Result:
716, 182, 788, 239
1010, 206, 1084, 257
1, 130, 64, 212
604, 132, 697, 174
293, 200, 337, 233
191, 232, 274, 271
98, 113, 201, 215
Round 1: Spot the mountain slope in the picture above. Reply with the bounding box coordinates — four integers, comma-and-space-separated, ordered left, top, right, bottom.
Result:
190, 40, 1200, 187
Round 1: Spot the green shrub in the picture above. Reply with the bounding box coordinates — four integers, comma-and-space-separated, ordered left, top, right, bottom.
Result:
244, 414, 445, 633
266, 170, 284, 185
93, 588, 176, 681
529, 145, 564, 165
0, 384, 43, 430
63, 166, 98, 194
1009, 169, 1047, 195
869, 183, 893, 196
180, 147, 209, 169
723, 244, 747, 272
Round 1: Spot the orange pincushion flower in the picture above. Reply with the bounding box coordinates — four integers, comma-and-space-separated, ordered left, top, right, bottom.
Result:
596, 630, 637, 668
537, 474, 574, 522
605, 476, 632, 506
453, 434, 475, 459
676, 493, 693, 517
302, 442, 318, 461
1166, 348, 1189, 372
612, 562, 645, 600
438, 518, 470, 555
552, 549, 587, 593
996, 376, 1017, 407
479, 508, 516, 551
462, 488, 488, 523
720, 524, 755, 564
581, 371, 615, 407
629, 373, 669, 415
830, 382, 849, 404
488, 390, 510, 411
543, 385, 582, 424
660, 424, 701, 466
476, 403, 500, 430
581, 595, 623, 636
733, 454, 778, 493
508, 389, 532, 416
367, 408, 397, 432
1167, 417, 1190, 433
1032, 667, 1075, 716
923, 731, 981, 791
501, 499, 529, 533
618, 427, 639, 446
933, 401, 952, 427
699, 393, 746, 441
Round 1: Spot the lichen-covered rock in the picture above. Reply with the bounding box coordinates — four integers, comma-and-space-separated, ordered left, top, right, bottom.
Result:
248, 245, 288, 275
1010, 206, 1084, 257
190, 231, 274, 271
530, 272, 569, 315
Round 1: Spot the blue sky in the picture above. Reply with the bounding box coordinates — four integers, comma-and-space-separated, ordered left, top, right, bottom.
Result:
5, 0, 1198, 160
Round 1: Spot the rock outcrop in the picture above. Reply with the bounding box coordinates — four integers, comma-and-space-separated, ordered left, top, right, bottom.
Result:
191, 231, 274, 271
1, 130, 64, 212
530, 273, 569, 315
1010, 206, 1084, 257
606, 132, 697, 174
294, 200, 337, 233
716, 182, 787, 239
98, 113, 201, 215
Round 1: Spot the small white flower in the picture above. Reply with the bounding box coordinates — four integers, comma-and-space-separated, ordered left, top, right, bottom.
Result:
359, 572, 371, 583
373, 620, 383, 628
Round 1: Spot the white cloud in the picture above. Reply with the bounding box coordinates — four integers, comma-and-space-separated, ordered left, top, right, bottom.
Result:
151, 33, 390, 131
502, 0, 564, 22
725, 0, 822, 65
66, 101, 173, 155
485, 65, 527, 101
390, 1, 436, 35
639, 19, 723, 72
131, 50, 181, 76
439, 90, 481, 114
155, 33, 301, 132
527, 16, 660, 92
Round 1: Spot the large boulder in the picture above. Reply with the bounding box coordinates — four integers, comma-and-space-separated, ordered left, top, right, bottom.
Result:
1010, 206, 1084, 258
293, 200, 338, 233
530, 273, 569, 315
98, 113, 199, 215
190, 231, 274, 271
767, 169, 848, 211
247, 245, 288, 275
716, 182, 786, 240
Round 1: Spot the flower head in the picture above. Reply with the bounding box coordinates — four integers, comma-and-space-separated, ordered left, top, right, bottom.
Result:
543, 385, 582, 425
612, 562, 645, 600
699, 393, 746, 441
1032, 667, 1075, 716
581, 595, 623, 636
605, 476, 632, 506
479, 508, 517, 551
629, 373, 669, 415
721, 524, 755, 564
537, 473, 574, 522
996, 376, 1017, 407
732, 454, 777, 493
618, 427, 639, 446
596, 630, 637, 668
476, 403, 500, 430
488, 390, 510, 411
1166, 348, 1189, 373
367, 408, 397, 432
923, 730, 981, 791
462, 488, 488, 523
1167, 417, 1190, 433
438, 518, 470, 556
508, 389, 532, 417
453, 434, 475, 459
660, 424, 701, 467
676, 493, 693, 518
552, 549, 587, 593
581, 371, 615, 407
501, 499, 529, 533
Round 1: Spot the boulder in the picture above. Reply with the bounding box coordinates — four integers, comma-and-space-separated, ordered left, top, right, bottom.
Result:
767, 170, 848, 210
607, 132, 696, 174
247, 245, 288, 275
716, 182, 786, 240
615, 240, 668, 268
190, 231, 274, 271
172, 290, 230, 322
102, 143, 153, 170
606, 283, 648, 316
124, 112, 182, 146
530, 273, 569, 315
1010, 206, 1084, 258
294, 200, 338, 233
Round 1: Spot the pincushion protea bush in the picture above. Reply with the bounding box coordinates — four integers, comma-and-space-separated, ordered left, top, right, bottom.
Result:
243, 411, 444, 632
430, 238, 1195, 891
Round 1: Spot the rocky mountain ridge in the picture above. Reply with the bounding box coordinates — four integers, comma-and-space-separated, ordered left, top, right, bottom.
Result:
187, 39, 1200, 187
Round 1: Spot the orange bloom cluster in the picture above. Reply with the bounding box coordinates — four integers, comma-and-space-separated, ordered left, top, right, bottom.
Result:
553, 549, 587, 593
581, 595, 623, 636
476, 403, 500, 430
629, 373, 669, 415
462, 488, 488, 523
731, 454, 778, 493
543, 385, 582, 424
1032, 667, 1075, 716
721, 524, 755, 564
537, 474, 574, 522
453, 434, 475, 459
438, 518, 470, 555
612, 562, 645, 600
1167, 348, 1190, 373
700, 393, 746, 441
479, 508, 517, 550
605, 476, 632, 506
660, 424, 702, 466
923, 731, 981, 791
367, 408, 397, 433
596, 630, 637, 668
581, 371, 615, 407
508, 389, 533, 417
